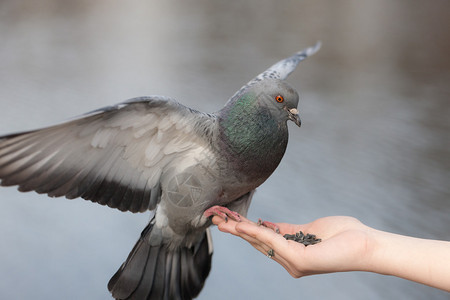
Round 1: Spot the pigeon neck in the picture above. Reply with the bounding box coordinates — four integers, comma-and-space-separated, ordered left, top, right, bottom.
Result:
218, 92, 288, 177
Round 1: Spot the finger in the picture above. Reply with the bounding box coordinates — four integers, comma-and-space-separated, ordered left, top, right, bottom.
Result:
216, 216, 257, 235
211, 215, 226, 225
216, 219, 239, 234
212, 214, 255, 225
219, 221, 307, 277
237, 221, 311, 262
246, 237, 302, 277
235, 221, 288, 248
234, 231, 264, 246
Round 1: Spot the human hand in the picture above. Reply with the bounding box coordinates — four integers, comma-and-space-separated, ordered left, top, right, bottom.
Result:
212, 215, 375, 278
213, 214, 450, 291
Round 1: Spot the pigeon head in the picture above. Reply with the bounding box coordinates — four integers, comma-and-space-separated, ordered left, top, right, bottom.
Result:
220, 41, 321, 129
247, 78, 301, 127
218, 77, 301, 137
216, 43, 321, 176
216, 78, 301, 178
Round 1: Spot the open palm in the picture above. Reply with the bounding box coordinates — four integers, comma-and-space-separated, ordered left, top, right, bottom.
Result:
213, 215, 374, 277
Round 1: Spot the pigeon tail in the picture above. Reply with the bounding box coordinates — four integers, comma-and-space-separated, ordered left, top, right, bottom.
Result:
108, 221, 213, 300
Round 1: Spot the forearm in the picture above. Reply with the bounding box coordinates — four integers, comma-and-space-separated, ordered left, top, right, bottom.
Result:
367, 229, 450, 292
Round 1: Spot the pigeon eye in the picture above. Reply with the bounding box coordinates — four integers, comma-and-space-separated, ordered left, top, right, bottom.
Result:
275, 95, 284, 103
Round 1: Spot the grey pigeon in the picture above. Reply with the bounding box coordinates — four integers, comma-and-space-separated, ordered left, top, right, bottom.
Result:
0, 42, 320, 300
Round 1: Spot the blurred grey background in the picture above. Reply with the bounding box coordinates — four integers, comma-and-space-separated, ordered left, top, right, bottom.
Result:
0, 0, 449, 299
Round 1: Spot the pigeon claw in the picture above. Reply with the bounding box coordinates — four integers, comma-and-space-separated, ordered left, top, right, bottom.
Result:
257, 218, 280, 234
204, 206, 241, 222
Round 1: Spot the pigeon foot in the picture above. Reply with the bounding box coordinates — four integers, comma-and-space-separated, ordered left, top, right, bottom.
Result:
257, 218, 280, 234
204, 206, 241, 222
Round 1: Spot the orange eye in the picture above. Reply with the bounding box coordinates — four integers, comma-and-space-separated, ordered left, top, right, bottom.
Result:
275, 95, 284, 103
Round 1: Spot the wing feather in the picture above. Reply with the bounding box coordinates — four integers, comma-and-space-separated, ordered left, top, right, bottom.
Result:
225, 42, 321, 103
0, 96, 216, 213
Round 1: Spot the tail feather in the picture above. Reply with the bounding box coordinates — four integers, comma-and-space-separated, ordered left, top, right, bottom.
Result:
146, 247, 166, 299
108, 222, 212, 300
107, 225, 156, 299
181, 250, 198, 298
126, 247, 160, 299
165, 251, 180, 299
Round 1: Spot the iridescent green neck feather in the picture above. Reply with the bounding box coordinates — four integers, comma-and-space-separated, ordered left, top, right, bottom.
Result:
218, 91, 288, 178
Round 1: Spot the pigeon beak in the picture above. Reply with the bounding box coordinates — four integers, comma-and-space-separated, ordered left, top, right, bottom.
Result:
287, 108, 301, 127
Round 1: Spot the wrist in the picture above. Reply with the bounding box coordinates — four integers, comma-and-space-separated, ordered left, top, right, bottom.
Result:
362, 228, 450, 291
353, 225, 383, 273
363, 228, 393, 275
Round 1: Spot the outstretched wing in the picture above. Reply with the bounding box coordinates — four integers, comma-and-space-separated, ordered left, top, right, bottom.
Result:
0, 96, 215, 213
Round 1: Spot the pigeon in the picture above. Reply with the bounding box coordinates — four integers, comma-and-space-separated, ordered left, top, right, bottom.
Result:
0, 42, 320, 300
